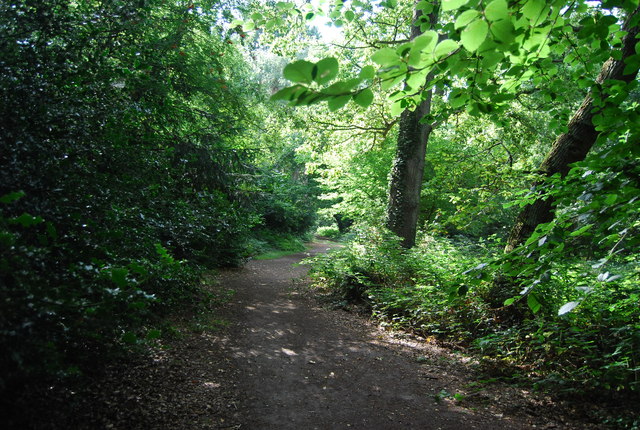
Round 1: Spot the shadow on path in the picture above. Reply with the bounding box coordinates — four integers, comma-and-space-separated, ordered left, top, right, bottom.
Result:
217, 242, 527, 429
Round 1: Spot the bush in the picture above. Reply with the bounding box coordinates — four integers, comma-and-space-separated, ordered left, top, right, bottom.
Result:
316, 224, 341, 238
309, 227, 640, 393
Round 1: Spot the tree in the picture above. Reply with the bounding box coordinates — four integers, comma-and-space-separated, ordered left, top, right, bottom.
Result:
386, 3, 439, 248
504, 6, 640, 253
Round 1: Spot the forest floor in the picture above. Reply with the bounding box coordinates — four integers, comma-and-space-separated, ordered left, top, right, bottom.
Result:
23, 241, 626, 429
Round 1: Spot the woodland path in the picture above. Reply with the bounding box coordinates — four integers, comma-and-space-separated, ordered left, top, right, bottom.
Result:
48, 242, 601, 429
208, 242, 592, 430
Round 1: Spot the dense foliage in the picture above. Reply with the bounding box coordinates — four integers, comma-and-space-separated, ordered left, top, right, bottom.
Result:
0, 0, 318, 403
250, 0, 640, 412
3, 0, 639, 427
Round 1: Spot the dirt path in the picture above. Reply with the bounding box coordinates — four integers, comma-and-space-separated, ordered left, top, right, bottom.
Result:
212, 243, 588, 430
32, 242, 603, 429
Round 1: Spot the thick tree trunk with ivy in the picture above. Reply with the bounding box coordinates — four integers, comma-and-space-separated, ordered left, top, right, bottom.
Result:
386, 4, 437, 249
504, 8, 640, 253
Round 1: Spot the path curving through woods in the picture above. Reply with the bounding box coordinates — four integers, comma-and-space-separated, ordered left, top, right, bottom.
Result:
213, 242, 590, 430
36, 241, 602, 429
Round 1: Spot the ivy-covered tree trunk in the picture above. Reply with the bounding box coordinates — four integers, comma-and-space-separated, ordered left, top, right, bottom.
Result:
504, 7, 640, 253
386, 3, 437, 249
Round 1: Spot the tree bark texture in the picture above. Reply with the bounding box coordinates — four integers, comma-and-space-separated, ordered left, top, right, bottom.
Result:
504, 7, 640, 253
386, 3, 437, 249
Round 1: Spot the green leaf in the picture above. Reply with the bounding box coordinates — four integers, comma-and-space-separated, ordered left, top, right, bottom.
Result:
371, 47, 400, 66
484, 0, 509, 21
482, 50, 504, 69
455, 10, 479, 29
413, 30, 438, 52
522, 0, 548, 25
434, 39, 459, 58
380, 73, 405, 90
408, 31, 438, 66
121, 332, 137, 344
314, 57, 339, 85
442, 0, 469, 11
251, 12, 263, 22
327, 95, 351, 111
283, 60, 315, 84
0, 190, 25, 204
111, 268, 129, 288
461, 19, 489, 52
504, 297, 516, 306
527, 293, 541, 314
345, 10, 355, 22
146, 329, 162, 340
323, 79, 360, 95
490, 19, 516, 45
448, 89, 469, 108
359, 65, 376, 80
276, 1, 294, 10
417, 0, 434, 14
406, 68, 430, 89
353, 88, 374, 108
390, 99, 404, 116
10, 213, 44, 227
270, 85, 305, 102
569, 224, 593, 237
305, 12, 315, 20
604, 194, 618, 205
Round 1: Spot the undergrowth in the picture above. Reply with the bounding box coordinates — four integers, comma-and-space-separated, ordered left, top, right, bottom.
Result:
307, 226, 640, 402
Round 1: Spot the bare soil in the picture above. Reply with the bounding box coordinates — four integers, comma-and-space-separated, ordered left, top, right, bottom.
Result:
12, 241, 625, 429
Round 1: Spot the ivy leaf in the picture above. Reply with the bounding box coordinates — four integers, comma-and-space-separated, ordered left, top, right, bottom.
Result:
283, 60, 315, 84
353, 88, 374, 108
314, 57, 339, 85
327, 95, 351, 111
484, 0, 509, 22
372, 47, 400, 66
442, 0, 469, 11
461, 19, 489, 52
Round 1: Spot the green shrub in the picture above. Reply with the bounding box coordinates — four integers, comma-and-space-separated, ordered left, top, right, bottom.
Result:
316, 224, 341, 238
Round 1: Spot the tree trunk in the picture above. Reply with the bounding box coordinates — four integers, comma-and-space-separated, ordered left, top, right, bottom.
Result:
504, 7, 640, 253
386, 3, 437, 248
